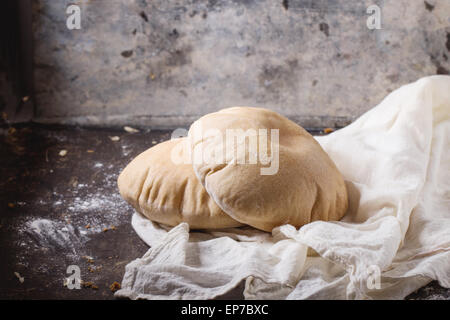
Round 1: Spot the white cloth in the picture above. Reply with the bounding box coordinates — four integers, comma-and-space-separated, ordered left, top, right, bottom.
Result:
115, 76, 450, 300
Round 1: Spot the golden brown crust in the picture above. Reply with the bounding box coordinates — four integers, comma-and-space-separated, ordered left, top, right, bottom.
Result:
188, 107, 348, 232
117, 138, 243, 229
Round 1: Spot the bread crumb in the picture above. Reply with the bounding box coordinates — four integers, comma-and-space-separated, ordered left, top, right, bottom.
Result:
324, 128, 334, 134
110, 281, 121, 293
124, 126, 139, 133
14, 272, 24, 283
83, 256, 95, 264
103, 226, 116, 232
8, 203, 15, 208
109, 136, 120, 142
87, 265, 102, 273
59, 150, 68, 157
82, 281, 98, 290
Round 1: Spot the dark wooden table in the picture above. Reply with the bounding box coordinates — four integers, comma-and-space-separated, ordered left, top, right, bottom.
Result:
0, 124, 447, 299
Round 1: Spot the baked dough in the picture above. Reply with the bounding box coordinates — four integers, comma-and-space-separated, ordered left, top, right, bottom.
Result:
188, 107, 348, 232
117, 138, 243, 229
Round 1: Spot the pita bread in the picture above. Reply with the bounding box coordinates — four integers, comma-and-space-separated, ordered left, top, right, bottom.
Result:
188, 107, 348, 232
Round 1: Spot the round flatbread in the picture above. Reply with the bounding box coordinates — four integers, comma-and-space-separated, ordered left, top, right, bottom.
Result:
188, 107, 348, 232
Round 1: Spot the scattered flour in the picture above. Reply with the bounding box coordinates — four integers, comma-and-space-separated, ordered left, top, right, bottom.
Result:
15, 167, 131, 266
121, 144, 132, 156
26, 219, 85, 254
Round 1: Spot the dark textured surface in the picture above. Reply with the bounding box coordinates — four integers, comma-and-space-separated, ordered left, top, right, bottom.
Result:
0, 123, 448, 299
0, 123, 161, 299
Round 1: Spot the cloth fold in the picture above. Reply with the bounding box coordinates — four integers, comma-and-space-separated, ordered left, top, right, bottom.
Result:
115, 76, 450, 300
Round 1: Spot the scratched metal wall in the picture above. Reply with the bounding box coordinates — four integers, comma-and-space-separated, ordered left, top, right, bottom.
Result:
27, 0, 450, 128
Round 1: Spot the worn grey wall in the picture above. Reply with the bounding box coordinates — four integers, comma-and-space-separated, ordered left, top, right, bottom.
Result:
32, 0, 450, 128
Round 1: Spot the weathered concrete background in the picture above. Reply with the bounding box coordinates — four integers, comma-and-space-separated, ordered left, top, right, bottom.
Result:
32, 0, 450, 128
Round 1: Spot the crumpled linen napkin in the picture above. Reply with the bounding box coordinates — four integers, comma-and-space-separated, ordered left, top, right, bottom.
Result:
115, 76, 450, 300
